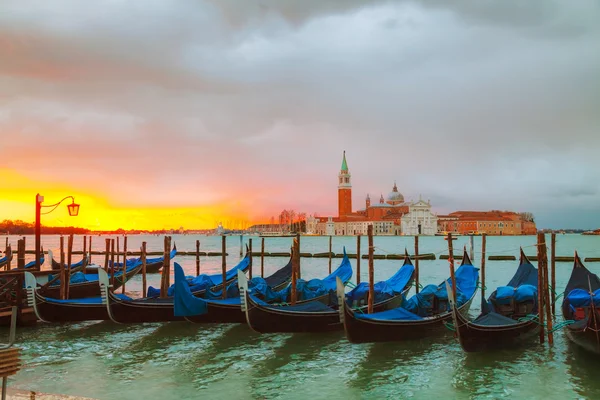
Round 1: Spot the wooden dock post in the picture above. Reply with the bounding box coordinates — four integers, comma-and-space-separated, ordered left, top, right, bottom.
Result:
88, 236, 92, 265
122, 236, 127, 294
103, 239, 110, 272
296, 234, 301, 280
59, 237, 66, 299
249, 238, 253, 280
82, 235, 87, 273
551, 233, 556, 317
356, 235, 361, 285
160, 236, 172, 298
414, 236, 420, 294
291, 238, 299, 305
447, 233, 457, 302
239, 235, 243, 257
469, 235, 475, 263
195, 240, 200, 276
110, 239, 116, 289
328, 235, 332, 274
66, 234, 73, 299
141, 241, 147, 297
537, 232, 546, 344
221, 235, 227, 300
367, 225, 374, 314
260, 238, 265, 278
481, 234, 487, 306
17, 239, 24, 270
116, 236, 120, 274
539, 234, 553, 345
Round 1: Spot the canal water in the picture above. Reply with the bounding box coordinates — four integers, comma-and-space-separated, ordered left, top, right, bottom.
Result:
3, 234, 600, 399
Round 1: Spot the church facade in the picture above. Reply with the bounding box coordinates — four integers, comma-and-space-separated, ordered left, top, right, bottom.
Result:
306, 152, 438, 236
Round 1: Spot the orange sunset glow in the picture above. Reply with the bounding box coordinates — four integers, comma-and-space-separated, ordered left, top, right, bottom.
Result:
0, 169, 255, 230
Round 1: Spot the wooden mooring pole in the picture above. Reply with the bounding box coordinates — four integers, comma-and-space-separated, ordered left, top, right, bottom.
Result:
414, 236, 420, 294
481, 234, 487, 306
328, 235, 332, 274
260, 238, 265, 278
356, 235, 361, 285
116, 237, 120, 274
122, 236, 127, 294
367, 225, 374, 314
551, 233, 556, 317
88, 236, 92, 265
540, 234, 554, 345
17, 238, 24, 270
82, 235, 88, 273
291, 238, 299, 306
103, 239, 110, 272
66, 234, 73, 299
469, 234, 475, 263
141, 242, 147, 297
248, 238, 253, 280
447, 233, 457, 302
296, 234, 301, 280
195, 240, 200, 276
239, 235, 243, 257
221, 235, 227, 300
59, 236, 66, 299
110, 239, 116, 289
537, 232, 546, 344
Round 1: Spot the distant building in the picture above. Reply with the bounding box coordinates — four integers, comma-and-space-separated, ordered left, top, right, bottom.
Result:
305, 152, 437, 236
437, 211, 537, 235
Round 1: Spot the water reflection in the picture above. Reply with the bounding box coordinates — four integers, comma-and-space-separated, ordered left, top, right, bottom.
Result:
565, 341, 600, 399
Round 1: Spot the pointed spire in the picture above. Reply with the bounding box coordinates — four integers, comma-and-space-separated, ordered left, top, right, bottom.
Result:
341, 150, 348, 172
366, 193, 370, 200
380, 194, 384, 203
393, 181, 398, 192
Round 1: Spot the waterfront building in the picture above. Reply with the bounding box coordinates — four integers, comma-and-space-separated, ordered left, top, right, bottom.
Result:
306, 152, 437, 236
437, 211, 537, 235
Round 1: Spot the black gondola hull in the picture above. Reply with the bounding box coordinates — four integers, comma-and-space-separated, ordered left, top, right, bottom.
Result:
453, 308, 539, 352
342, 297, 474, 343
245, 293, 404, 334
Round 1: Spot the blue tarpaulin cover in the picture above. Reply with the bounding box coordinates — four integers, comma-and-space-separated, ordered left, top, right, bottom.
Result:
147, 254, 250, 297
357, 262, 479, 322
473, 311, 519, 326
174, 262, 208, 317
268, 249, 353, 303
566, 288, 600, 307
346, 262, 414, 305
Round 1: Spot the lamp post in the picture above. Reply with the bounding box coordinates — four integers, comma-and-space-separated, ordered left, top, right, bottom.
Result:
35, 194, 80, 269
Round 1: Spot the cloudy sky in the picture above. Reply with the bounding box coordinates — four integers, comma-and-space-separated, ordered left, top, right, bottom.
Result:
1, 0, 599, 230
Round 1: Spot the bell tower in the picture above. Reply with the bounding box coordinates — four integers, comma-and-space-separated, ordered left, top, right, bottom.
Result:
338, 151, 352, 217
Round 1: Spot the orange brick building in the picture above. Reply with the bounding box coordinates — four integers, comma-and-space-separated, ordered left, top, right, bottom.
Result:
437, 210, 537, 235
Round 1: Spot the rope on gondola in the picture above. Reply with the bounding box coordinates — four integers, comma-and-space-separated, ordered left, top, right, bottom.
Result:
444, 321, 455, 331
548, 320, 575, 333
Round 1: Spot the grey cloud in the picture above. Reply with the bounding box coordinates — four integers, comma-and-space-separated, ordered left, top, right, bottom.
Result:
0, 1, 599, 227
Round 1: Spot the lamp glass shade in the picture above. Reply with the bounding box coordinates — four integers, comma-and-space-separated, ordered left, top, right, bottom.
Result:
67, 202, 80, 216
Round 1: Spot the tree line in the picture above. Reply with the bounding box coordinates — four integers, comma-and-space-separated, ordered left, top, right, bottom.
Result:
0, 220, 90, 235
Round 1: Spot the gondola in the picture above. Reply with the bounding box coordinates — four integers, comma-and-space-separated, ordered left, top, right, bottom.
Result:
451, 249, 539, 352
107, 255, 293, 324
561, 252, 600, 354
10, 248, 45, 270
23, 252, 266, 323
146, 251, 253, 298
35, 260, 142, 299
0, 252, 13, 269
87, 245, 177, 274
241, 250, 415, 334
51, 254, 89, 271
339, 248, 479, 343
24, 271, 130, 323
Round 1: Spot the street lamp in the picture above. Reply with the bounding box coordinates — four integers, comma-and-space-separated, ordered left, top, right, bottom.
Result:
35, 194, 80, 269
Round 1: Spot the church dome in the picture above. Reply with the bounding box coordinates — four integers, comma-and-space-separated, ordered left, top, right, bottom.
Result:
386, 182, 404, 204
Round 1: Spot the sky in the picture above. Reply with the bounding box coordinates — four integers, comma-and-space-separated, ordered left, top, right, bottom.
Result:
1, 1, 599, 230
